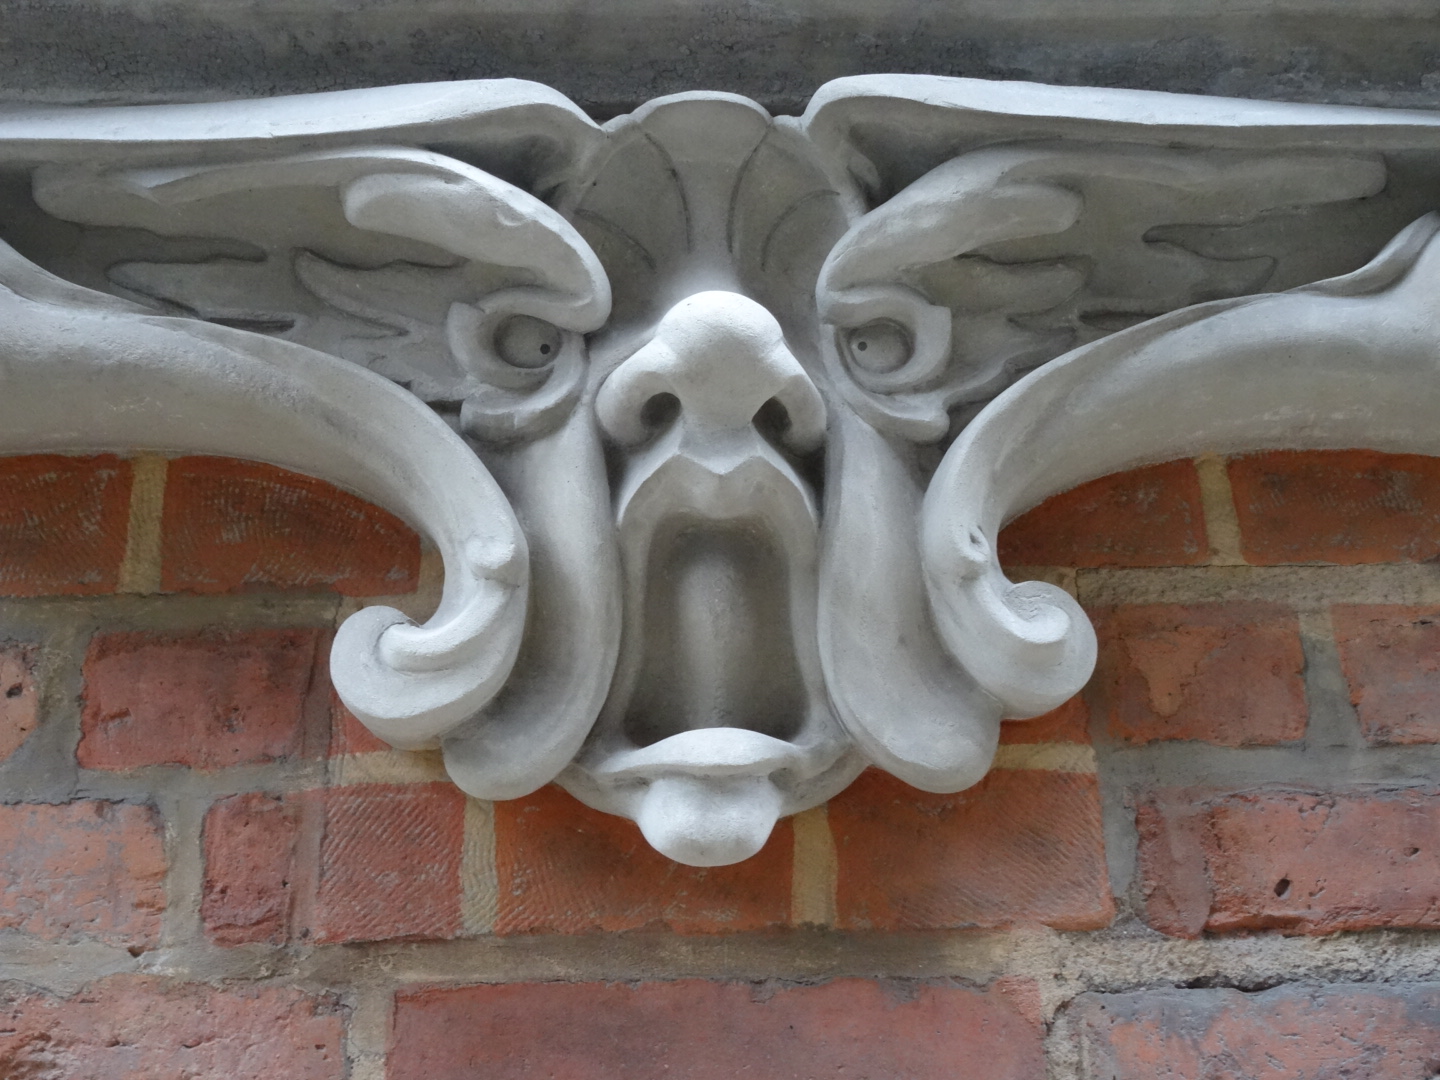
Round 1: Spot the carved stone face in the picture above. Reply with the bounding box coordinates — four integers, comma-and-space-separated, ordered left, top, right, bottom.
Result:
582, 290, 844, 864
530, 95, 1006, 862
5, 77, 1439, 865
498, 96, 872, 863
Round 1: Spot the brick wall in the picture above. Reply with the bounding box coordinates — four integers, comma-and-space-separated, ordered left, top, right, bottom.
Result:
1, 448, 1438, 1078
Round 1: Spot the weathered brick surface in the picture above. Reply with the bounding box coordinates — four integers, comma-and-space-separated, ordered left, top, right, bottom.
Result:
203, 784, 465, 945
495, 784, 791, 934
0, 801, 164, 946
391, 978, 1044, 1080
312, 782, 465, 943
998, 459, 1207, 568
161, 456, 420, 595
0, 644, 39, 763
1229, 449, 1440, 564
1001, 695, 1091, 744
202, 792, 304, 946
831, 768, 1114, 931
0, 454, 132, 596
1091, 603, 1307, 746
0, 976, 345, 1080
9, 446, 1440, 1079
990, 975, 1045, 1028
80, 628, 325, 770
328, 695, 391, 757
1072, 985, 1440, 1080
1332, 605, 1440, 744
1138, 787, 1440, 937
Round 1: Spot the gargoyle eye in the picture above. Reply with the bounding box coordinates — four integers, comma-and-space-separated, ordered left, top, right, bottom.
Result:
494, 315, 563, 369
843, 320, 912, 375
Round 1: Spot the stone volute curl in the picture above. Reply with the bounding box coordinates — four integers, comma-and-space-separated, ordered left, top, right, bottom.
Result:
4, 76, 1440, 864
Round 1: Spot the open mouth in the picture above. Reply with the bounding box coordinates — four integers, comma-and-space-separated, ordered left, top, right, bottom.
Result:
621, 516, 806, 747
564, 427, 856, 864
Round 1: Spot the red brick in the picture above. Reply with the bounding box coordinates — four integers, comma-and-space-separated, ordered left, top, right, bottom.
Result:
161, 456, 420, 595
391, 978, 1044, 1080
201, 783, 466, 946
1001, 694, 1091, 744
316, 645, 390, 757
328, 695, 391, 757
831, 768, 1114, 931
0, 975, 344, 1080
1138, 787, 1440, 937
0, 801, 164, 946
1072, 985, 1440, 1080
1091, 603, 1307, 746
0, 454, 132, 596
202, 792, 304, 946
990, 975, 1045, 1029
80, 628, 326, 770
1332, 605, 1440, 744
0, 644, 39, 763
312, 782, 466, 944
1229, 449, 1440, 564
998, 459, 1207, 568
495, 784, 790, 934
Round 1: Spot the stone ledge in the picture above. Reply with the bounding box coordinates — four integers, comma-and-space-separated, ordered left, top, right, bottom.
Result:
4, 4, 1440, 111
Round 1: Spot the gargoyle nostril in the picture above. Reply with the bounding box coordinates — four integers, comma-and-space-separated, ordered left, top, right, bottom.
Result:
752, 397, 791, 440
640, 392, 681, 432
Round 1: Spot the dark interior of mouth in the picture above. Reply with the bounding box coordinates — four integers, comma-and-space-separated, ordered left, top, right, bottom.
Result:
623, 519, 806, 748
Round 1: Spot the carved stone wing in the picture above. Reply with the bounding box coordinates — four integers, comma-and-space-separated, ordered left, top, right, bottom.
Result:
924, 214, 1440, 721
805, 77, 1440, 799
804, 75, 1440, 440
0, 238, 527, 750
4, 83, 610, 437
0, 82, 616, 765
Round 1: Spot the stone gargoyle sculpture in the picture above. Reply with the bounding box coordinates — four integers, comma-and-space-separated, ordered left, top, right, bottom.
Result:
3, 77, 1440, 864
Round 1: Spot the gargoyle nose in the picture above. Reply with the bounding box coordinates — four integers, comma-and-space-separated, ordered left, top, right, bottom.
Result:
597, 291, 826, 451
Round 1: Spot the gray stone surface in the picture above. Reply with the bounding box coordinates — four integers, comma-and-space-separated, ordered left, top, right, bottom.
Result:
4, 1, 1440, 112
